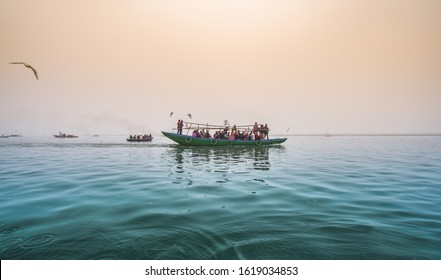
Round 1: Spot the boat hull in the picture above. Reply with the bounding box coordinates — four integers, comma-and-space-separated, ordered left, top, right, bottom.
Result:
162, 131, 286, 146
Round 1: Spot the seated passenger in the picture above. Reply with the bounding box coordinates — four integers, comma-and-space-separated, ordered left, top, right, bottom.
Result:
237, 130, 243, 140
243, 131, 248, 140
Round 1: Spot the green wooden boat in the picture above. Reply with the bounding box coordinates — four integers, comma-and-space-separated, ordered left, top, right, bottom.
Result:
162, 131, 287, 146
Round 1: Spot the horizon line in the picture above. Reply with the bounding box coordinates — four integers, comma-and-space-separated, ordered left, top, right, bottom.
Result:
277, 133, 441, 137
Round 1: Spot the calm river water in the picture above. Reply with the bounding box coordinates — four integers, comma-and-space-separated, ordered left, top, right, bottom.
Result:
1, 135, 440, 259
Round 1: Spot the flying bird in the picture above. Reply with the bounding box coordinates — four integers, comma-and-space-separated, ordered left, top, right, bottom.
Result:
9, 62, 38, 80
170, 112, 174, 117
187, 113, 192, 119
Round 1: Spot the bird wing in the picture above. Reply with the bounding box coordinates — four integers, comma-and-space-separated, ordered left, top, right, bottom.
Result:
29, 66, 38, 80
24, 64, 38, 80
9, 62, 38, 80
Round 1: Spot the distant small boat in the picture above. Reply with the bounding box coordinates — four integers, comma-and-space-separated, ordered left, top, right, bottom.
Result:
1, 134, 21, 138
54, 132, 78, 138
126, 136, 153, 142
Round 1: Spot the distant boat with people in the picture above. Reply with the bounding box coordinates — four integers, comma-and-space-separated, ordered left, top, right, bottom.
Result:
1, 133, 22, 138
54, 132, 78, 138
127, 134, 153, 142
162, 121, 287, 146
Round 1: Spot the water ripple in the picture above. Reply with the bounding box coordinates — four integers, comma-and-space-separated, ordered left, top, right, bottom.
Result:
20, 234, 56, 249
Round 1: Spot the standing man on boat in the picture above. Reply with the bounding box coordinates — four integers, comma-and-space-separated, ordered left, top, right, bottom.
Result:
176, 120, 180, 135
263, 124, 270, 139
177, 119, 184, 135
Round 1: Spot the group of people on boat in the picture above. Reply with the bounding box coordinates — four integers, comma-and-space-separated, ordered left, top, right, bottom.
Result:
55, 132, 78, 138
129, 134, 152, 140
183, 122, 270, 141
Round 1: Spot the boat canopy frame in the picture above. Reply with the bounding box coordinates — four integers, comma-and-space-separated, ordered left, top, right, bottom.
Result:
174, 121, 264, 135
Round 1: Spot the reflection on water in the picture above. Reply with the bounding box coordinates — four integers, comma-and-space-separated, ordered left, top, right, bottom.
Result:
165, 145, 285, 186
167, 145, 284, 168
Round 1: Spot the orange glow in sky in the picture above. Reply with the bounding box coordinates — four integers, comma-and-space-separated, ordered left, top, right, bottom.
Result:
1, 0, 440, 135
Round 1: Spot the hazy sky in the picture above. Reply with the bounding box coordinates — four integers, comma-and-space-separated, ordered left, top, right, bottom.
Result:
1, 0, 440, 135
